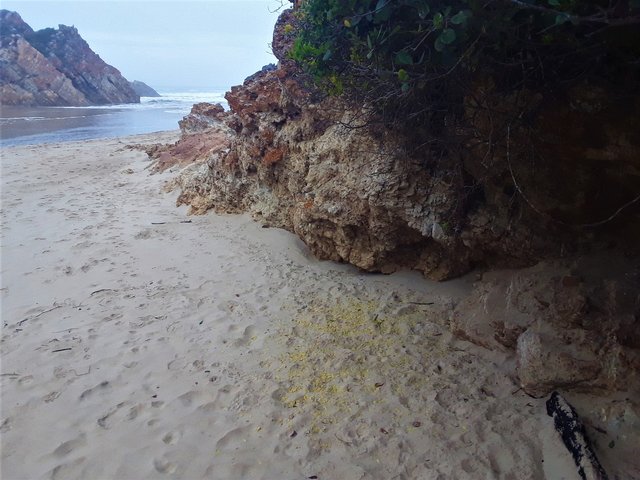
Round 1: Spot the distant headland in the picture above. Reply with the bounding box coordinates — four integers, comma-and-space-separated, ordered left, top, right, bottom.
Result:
0, 10, 152, 106
130, 80, 160, 98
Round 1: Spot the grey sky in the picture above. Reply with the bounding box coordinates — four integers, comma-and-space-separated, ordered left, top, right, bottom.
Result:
2, 0, 285, 90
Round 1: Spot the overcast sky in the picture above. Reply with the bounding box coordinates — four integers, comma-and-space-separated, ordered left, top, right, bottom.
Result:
2, 0, 285, 90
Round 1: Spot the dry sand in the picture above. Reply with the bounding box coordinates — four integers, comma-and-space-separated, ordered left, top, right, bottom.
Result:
0, 132, 594, 479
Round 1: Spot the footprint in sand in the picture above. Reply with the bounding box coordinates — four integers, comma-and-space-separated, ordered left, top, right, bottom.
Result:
134, 229, 152, 240
215, 426, 252, 452
43, 391, 61, 403
50, 457, 86, 480
72, 241, 93, 250
0, 418, 11, 433
52, 433, 86, 457
234, 325, 258, 347
97, 402, 126, 428
79, 381, 110, 401
18, 375, 34, 386
162, 430, 182, 445
177, 390, 203, 407
153, 456, 177, 474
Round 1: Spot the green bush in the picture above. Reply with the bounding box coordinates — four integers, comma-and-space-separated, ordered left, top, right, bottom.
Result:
290, 0, 640, 125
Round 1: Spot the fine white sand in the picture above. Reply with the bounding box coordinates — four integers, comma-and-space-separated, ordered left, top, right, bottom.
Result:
1, 132, 588, 479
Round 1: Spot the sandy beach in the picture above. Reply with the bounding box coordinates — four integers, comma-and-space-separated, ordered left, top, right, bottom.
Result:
0, 133, 608, 479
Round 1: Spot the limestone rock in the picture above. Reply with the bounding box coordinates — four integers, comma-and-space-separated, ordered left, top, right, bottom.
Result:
143, 8, 640, 399
145, 123, 234, 174
178, 103, 227, 134
451, 263, 589, 350
160, 9, 639, 281
243, 64, 276, 84
517, 326, 603, 398
450, 255, 639, 396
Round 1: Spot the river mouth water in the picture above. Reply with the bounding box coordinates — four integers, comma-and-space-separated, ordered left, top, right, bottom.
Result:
0, 90, 228, 147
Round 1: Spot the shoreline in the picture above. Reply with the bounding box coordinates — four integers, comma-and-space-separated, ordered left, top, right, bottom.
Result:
0, 88, 228, 149
1, 130, 180, 147
0, 133, 623, 479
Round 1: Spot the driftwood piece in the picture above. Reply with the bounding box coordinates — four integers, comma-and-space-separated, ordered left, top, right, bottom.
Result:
546, 391, 609, 480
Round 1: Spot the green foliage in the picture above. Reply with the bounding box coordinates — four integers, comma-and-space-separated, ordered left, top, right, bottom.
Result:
290, 0, 640, 125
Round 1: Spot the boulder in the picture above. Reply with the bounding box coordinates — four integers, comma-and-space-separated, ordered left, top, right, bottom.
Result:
178, 103, 227, 134
450, 256, 639, 396
516, 326, 604, 398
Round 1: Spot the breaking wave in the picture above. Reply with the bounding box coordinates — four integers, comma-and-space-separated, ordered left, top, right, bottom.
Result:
1, 88, 230, 147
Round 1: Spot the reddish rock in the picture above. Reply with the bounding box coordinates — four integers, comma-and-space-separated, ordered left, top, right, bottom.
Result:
0, 9, 138, 106
0, 36, 88, 106
178, 103, 227, 134
262, 147, 286, 167
225, 70, 283, 123
147, 130, 232, 173
155, 8, 640, 286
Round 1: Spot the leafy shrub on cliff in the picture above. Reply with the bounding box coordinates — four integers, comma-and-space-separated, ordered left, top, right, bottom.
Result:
291, 0, 640, 126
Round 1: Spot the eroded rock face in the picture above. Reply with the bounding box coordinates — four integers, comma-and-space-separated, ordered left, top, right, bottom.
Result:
178, 103, 227, 134
169, 71, 472, 279
150, 12, 476, 279
0, 10, 138, 106
517, 327, 605, 398
157, 8, 640, 282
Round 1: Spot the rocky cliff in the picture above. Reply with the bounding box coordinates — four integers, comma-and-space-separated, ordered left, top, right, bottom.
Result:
145, 8, 639, 398
155, 9, 640, 281
130, 80, 160, 98
0, 10, 138, 106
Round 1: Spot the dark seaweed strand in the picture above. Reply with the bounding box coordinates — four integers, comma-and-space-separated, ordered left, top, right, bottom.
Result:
546, 391, 609, 480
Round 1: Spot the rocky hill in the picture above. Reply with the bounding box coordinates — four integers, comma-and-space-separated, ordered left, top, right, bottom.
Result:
0, 10, 138, 106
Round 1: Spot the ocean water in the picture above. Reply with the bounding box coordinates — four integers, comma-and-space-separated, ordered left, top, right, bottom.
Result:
0, 90, 229, 147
